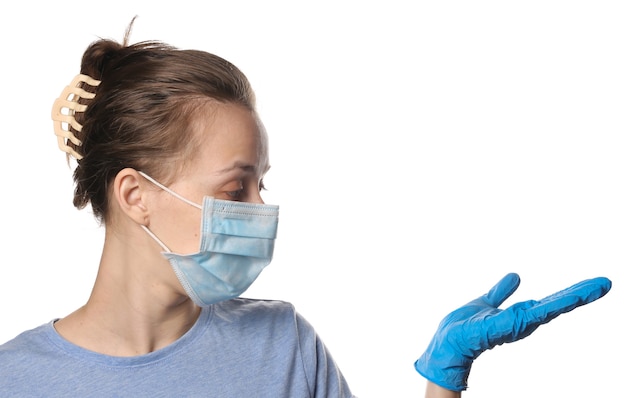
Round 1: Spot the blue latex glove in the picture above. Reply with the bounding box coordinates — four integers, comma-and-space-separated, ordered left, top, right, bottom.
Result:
414, 273, 612, 391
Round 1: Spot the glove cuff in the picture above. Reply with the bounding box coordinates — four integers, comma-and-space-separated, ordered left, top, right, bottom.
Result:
414, 356, 471, 392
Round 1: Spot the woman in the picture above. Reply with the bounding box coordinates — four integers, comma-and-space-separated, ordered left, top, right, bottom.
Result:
0, 20, 611, 397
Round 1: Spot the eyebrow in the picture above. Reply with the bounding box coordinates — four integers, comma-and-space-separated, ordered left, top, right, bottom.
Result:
215, 161, 269, 175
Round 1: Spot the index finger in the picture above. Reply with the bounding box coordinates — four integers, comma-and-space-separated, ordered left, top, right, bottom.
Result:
523, 276, 612, 323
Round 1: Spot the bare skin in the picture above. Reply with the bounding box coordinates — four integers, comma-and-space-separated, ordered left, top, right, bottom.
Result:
426, 382, 462, 398
54, 102, 268, 356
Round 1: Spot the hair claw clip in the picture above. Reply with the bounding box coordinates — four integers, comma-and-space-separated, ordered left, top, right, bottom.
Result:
51, 74, 101, 160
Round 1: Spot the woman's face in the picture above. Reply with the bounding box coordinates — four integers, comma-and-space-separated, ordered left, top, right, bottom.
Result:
146, 102, 270, 255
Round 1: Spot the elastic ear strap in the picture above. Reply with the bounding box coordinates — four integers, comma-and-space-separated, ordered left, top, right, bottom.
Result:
138, 171, 203, 210
140, 224, 171, 252
51, 74, 101, 160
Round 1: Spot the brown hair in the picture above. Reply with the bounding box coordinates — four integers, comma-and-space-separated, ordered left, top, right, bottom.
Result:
70, 20, 256, 223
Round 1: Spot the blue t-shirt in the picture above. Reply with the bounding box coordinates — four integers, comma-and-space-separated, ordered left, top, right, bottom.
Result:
0, 298, 355, 397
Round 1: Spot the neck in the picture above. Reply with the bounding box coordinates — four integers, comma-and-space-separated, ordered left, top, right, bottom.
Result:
54, 227, 201, 356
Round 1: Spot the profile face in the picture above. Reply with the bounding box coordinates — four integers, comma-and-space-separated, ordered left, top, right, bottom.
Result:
147, 102, 270, 256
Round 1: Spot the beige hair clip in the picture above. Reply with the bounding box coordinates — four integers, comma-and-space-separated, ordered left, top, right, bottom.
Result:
51, 74, 101, 160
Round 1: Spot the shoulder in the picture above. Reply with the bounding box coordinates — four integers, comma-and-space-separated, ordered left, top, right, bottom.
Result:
212, 298, 302, 327
218, 297, 295, 311
0, 322, 56, 383
215, 297, 296, 318
0, 322, 51, 356
209, 298, 316, 340
212, 299, 355, 397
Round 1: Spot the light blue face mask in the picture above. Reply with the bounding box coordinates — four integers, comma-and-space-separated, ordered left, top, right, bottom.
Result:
138, 172, 279, 307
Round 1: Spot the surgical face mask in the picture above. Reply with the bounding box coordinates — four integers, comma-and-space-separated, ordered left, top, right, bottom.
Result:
138, 172, 279, 307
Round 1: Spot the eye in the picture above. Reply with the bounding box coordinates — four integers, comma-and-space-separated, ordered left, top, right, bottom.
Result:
226, 188, 244, 200
259, 179, 267, 192
221, 181, 244, 200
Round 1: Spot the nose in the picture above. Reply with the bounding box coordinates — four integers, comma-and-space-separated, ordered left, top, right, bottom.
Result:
247, 189, 265, 204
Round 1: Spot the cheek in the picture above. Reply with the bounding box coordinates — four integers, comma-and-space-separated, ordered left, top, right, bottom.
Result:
153, 200, 203, 254
171, 211, 202, 253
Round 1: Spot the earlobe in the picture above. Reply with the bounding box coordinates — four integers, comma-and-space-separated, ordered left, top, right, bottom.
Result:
113, 168, 150, 225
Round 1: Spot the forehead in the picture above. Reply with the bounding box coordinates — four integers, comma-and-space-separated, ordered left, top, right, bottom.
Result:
190, 102, 269, 174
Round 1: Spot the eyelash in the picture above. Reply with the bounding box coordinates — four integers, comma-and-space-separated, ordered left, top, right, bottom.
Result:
226, 189, 244, 199
226, 180, 266, 200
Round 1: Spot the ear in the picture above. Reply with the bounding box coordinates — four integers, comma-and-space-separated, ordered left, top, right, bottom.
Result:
112, 168, 150, 226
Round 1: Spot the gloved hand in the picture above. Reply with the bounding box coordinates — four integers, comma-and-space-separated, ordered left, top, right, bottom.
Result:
414, 273, 612, 391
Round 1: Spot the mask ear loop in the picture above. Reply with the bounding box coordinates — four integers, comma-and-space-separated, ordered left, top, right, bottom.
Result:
141, 225, 172, 253
137, 171, 204, 254
138, 171, 203, 210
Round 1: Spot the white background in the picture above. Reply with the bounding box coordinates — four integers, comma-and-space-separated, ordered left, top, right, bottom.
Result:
0, 2, 623, 397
